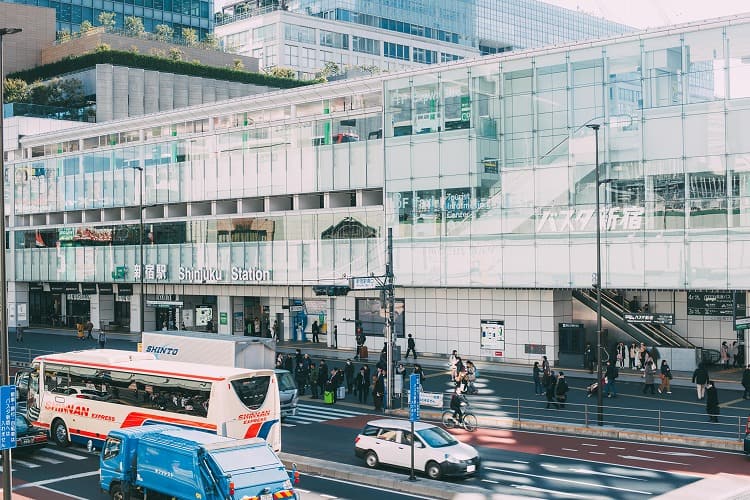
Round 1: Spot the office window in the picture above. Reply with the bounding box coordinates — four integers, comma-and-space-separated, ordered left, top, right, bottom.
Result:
253, 24, 276, 42
413, 48, 437, 64
284, 23, 315, 44
384, 42, 409, 61
352, 36, 380, 56
320, 30, 348, 49
284, 44, 299, 66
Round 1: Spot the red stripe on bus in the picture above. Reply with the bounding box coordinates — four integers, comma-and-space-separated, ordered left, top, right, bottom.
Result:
244, 422, 262, 439
121, 412, 217, 430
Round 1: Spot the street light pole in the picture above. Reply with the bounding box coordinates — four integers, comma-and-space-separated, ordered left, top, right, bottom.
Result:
0, 26, 23, 500
587, 123, 604, 427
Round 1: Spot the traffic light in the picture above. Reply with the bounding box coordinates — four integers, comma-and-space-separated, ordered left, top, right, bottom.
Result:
312, 285, 350, 296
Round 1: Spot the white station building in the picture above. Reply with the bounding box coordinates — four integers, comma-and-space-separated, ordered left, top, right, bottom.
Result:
7, 13, 750, 366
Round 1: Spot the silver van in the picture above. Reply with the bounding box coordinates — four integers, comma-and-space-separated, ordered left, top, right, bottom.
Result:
275, 369, 298, 418
354, 418, 480, 480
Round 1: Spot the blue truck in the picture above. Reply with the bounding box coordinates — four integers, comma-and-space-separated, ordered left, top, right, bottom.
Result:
100, 425, 298, 500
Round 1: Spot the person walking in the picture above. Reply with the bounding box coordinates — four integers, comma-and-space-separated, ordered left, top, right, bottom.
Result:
583, 343, 594, 373
98, 329, 107, 349
732, 341, 740, 368
344, 359, 355, 394
642, 360, 657, 394
555, 372, 569, 409
15, 326, 24, 343
545, 371, 558, 409
658, 359, 673, 395
449, 350, 459, 381
629, 343, 637, 370
706, 381, 720, 422
412, 364, 424, 385
373, 373, 385, 412
308, 362, 320, 399
616, 342, 626, 369
541, 356, 551, 377
295, 361, 308, 396
743, 365, 750, 400
85, 319, 94, 340
405, 333, 418, 359
604, 360, 618, 398
533, 362, 544, 396
311, 321, 320, 343
692, 362, 710, 400
355, 367, 368, 404
332, 324, 338, 348
720, 341, 730, 369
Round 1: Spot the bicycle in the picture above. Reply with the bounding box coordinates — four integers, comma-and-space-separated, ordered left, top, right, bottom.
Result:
441, 400, 477, 432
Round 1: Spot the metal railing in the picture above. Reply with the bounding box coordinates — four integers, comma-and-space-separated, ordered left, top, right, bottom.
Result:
398, 395, 746, 442
8, 346, 57, 367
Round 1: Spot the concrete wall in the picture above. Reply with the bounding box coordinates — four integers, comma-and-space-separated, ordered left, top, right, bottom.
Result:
41, 30, 259, 73
94, 64, 271, 122
0, 4, 56, 76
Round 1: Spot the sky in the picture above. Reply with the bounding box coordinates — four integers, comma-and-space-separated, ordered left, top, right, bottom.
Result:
545, 0, 750, 29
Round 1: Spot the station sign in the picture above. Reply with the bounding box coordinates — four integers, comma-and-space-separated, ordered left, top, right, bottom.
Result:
0, 385, 17, 450
623, 313, 675, 325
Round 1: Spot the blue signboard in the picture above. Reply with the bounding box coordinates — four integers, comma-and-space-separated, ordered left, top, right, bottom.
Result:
0, 385, 17, 450
409, 374, 420, 422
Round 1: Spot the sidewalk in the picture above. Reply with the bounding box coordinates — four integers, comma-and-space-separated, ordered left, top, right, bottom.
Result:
273, 339, 746, 391
14, 327, 746, 390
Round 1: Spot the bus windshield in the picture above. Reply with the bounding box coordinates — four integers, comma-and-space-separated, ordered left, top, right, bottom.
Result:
231, 376, 271, 410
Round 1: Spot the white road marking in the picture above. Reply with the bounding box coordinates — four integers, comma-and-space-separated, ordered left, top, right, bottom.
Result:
512, 459, 529, 464
484, 466, 653, 494
513, 484, 590, 498
39, 448, 88, 460
9, 458, 40, 468
636, 449, 712, 458
609, 446, 626, 450
32, 455, 63, 464
481, 479, 500, 484
297, 472, 434, 499
12, 470, 100, 490
617, 455, 688, 465
281, 423, 297, 427
567, 468, 646, 481
562, 448, 578, 452
581, 443, 598, 447
540, 453, 697, 478
589, 452, 606, 455
320, 495, 337, 499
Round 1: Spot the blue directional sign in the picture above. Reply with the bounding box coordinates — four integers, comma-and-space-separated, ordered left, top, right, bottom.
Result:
409, 374, 420, 422
0, 385, 17, 450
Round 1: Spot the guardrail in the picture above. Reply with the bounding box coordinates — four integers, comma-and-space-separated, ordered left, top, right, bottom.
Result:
397, 395, 747, 442
8, 346, 56, 367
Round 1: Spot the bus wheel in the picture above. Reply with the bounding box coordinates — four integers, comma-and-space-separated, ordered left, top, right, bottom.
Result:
52, 419, 70, 447
110, 484, 126, 500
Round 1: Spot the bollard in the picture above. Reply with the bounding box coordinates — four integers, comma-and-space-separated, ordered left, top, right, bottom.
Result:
292, 463, 299, 485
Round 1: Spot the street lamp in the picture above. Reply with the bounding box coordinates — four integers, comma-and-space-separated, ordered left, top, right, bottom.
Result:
131, 166, 145, 334
586, 123, 605, 427
0, 25, 23, 500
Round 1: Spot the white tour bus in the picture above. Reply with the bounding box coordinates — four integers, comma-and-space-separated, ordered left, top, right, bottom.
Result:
18, 349, 281, 451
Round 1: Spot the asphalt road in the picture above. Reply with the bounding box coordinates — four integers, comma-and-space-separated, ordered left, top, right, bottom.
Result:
5, 442, 429, 500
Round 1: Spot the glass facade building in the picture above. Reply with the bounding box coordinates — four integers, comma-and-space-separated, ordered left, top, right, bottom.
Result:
9, 14, 750, 361
2, 0, 212, 39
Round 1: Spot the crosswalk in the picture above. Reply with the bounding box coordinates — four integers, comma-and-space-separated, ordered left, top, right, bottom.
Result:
0, 445, 93, 472
282, 402, 368, 427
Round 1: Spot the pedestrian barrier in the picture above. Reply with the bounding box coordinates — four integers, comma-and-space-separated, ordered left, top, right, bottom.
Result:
8, 346, 56, 367
397, 395, 747, 444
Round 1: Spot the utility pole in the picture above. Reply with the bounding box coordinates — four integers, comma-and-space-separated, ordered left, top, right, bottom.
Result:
385, 228, 395, 410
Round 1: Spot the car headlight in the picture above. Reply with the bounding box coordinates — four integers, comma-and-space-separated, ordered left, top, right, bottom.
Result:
445, 455, 462, 464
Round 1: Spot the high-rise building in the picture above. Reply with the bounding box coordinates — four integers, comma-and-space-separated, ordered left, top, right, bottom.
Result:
1, 0, 213, 40
215, 0, 633, 78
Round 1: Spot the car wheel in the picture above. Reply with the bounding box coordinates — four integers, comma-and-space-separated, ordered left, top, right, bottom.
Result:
364, 451, 379, 469
110, 483, 128, 500
426, 461, 442, 480
51, 419, 70, 447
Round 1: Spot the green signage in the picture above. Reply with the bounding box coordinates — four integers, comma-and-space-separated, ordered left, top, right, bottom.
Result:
219, 312, 228, 325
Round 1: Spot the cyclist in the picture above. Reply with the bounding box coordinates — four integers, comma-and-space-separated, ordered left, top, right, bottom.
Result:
450, 376, 469, 423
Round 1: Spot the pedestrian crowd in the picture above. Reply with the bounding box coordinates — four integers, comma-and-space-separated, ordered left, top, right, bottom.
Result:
277, 335, 426, 413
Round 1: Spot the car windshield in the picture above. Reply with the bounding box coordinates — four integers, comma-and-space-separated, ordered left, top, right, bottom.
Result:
416, 426, 458, 448
276, 372, 297, 392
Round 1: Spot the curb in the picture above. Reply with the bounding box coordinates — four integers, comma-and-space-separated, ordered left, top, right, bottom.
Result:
278, 452, 488, 499
388, 408, 743, 452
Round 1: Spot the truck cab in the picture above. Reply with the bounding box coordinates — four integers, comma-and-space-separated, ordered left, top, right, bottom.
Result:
100, 425, 297, 500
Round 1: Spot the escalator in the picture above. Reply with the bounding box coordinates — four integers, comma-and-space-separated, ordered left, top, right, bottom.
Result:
572, 289, 694, 348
